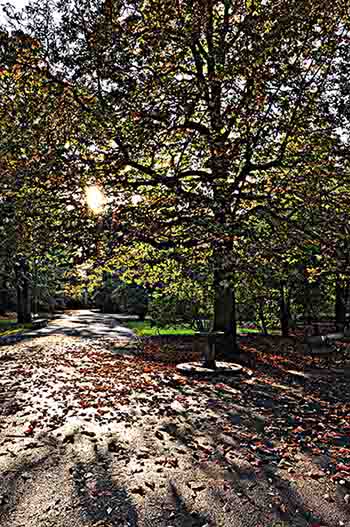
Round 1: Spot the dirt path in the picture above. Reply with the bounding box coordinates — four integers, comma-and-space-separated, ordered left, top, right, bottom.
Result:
24, 309, 137, 340
0, 322, 349, 526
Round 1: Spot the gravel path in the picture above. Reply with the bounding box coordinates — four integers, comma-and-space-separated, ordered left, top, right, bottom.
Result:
0, 312, 349, 527
24, 309, 137, 340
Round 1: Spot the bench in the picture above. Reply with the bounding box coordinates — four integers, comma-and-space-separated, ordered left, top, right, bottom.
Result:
304, 332, 343, 355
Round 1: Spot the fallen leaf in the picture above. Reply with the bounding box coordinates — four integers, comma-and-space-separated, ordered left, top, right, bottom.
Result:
145, 481, 155, 491
130, 485, 146, 496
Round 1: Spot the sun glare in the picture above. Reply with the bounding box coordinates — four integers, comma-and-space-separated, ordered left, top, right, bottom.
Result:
86, 185, 106, 214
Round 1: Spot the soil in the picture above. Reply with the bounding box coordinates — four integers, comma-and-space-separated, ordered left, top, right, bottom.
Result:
0, 316, 349, 527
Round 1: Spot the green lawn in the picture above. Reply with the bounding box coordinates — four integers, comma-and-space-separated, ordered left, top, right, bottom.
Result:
123, 320, 195, 336
0, 319, 16, 328
123, 320, 262, 337
0, 319, 34, 337
238, 327, 262, 334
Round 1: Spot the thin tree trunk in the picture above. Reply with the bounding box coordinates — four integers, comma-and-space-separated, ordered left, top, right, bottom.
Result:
17, 284, 25, 323
286, 285, 293, 321
335, 275, 346, 331
258, 300, 268, 335
0, 284, 6, 316
16, 257, 32, 324
304, 277, 313, 325
280, 282, 289, 337
23, 276, 32, 323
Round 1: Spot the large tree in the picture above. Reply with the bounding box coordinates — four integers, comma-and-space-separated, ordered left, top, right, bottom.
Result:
4, 0, 349, 353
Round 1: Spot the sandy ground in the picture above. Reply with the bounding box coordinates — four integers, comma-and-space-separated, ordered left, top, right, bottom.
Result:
0, 312, 349, 527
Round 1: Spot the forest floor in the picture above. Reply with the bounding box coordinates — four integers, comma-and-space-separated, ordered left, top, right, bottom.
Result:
0, 311, 349, 527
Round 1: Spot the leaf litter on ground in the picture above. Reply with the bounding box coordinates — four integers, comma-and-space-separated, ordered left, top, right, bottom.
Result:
0, 333, 349, 526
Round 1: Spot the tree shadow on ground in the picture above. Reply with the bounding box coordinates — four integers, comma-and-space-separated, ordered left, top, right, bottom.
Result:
0, 435, 62, 525
159, 375, 350, 527
198, 437, 350, 526
70, 440, 212, 527
167, 479, 211, 527
0, 431, 139, 527
71, 451, 139, 526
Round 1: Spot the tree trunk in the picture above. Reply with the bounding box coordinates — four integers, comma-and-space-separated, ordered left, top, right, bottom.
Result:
258, 300, 268, 335
23, 277, 32, 323
0, 286, 7, 316
33, 294, 38, 317
207, 26, 239, 361
335, 275, 347, 331
17, 282, 32, 323
303, 280, 313, 325
286, 286, 293, 323
17, 284, 25, 324
280, 282, 289, 337
213, 269, 239, 360
16, 257, 32, 324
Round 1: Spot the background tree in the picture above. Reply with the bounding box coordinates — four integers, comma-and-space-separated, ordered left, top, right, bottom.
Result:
0, 27, 110, 320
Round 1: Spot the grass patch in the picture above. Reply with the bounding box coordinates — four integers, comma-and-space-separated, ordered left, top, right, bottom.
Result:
0, 319, 17, 328
0, 320, 34, 337
123, 320, 264, 337
238, 327, 261, 334
123, 320, 195, 336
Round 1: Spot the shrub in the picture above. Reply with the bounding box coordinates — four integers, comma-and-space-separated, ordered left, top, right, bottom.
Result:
148, 294, 208, 329
111, 283, 148, 319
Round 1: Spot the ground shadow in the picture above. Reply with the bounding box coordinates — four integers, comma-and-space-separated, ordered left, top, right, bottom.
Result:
167, 479, 211, 527
71, 445, 139, 526
0, 433, 62, 525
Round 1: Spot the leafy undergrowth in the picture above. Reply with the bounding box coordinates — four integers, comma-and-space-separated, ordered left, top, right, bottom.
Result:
0, 334, 349, 527
136, 335, 350, 469
239, 335, 350, 371
135, 333, 350, 371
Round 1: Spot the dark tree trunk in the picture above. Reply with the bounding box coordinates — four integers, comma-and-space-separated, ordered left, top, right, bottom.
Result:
303, 277, 313, 325
286, 287, 293, 323
15, 257, 32, 324
258, 300, 268, 336
17, 286, 24, 323
280, 282, 289, 337
335, 275, 347, 331
213, 269, 239, 360
23, 277, 32, 323
0, 286, 6, 316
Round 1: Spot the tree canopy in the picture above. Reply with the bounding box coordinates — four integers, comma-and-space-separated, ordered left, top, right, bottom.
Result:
1, 0, 350, 343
